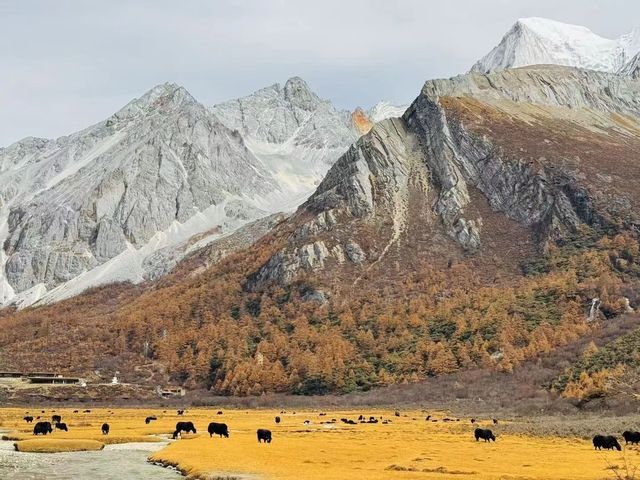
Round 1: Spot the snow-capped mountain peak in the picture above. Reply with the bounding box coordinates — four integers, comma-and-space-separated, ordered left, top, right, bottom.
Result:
472, 17, 640, 74
112, 82, 199, 122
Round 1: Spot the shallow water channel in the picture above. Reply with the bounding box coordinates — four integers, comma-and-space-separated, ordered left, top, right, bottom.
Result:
0, 440, 182, 479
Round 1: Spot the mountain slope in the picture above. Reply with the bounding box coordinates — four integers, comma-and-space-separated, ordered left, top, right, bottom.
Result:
472, 18, 640, 74
0, 77, 389, 307
211, 77, 360, 204
3, 66, 640, 397
211, 77, 408, 203
0, 83, 283, 306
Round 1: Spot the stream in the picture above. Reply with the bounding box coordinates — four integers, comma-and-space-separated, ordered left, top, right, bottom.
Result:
0, 440, 182, 479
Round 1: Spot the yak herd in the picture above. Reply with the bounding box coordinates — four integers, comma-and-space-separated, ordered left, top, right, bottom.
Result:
21, 410, 640, 452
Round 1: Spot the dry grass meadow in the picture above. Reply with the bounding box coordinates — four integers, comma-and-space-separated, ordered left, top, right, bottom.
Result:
0, 407, 639, 479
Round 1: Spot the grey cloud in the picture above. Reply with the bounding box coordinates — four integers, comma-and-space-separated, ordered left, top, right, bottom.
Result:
1, 0, 638, 145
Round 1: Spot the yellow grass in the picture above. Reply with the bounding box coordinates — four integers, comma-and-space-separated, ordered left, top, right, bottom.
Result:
15, 438, 104, 452
1, 407, 639, 478
0, 407, 165, 449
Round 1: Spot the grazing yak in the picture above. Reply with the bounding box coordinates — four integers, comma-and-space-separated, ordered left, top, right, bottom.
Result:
145, 416, 158, 424
275, 416, 281, 424
23, 416, 34, 423
593, 435, 622, 451
73, 410, 79, 413
102, 423, 110, 435
52, 415, 62, 424
257, 429, 272, 443
217, 411, 223, 415
33, 421, 53, 435
622, 431, 640, 445
173, 421, 197, 439
55, 422, 68, 431
208, 422, 229, 438
177, 410, 185, 415
475, 428, 496, 442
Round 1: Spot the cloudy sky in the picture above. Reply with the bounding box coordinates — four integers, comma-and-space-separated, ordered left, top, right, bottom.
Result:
1, 0, 638, 145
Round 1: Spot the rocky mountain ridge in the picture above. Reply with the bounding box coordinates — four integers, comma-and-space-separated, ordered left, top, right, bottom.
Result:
0, 78, 406, 307
250, 65, 640, 291
2, 64, 640, 397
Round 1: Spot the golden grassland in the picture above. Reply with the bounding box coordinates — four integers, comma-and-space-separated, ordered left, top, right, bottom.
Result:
14, 438, 104, 452
0, 407, 639, 479
0, 407, 164, 445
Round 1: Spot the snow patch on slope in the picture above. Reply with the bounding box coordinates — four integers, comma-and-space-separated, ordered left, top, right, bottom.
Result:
367, 101, 409, 123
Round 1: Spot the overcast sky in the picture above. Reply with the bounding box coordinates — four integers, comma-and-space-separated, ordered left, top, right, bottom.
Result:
1, 0, 638, 146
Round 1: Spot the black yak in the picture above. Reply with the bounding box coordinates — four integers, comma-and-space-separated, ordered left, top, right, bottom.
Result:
55, 422, 68, 431
622, 431, 640, 445
593, 435, 622, 451
33, 421, 53, 435
257, 428, 272, 443
102, 423, 110, 435
474, 428, 496, 442
207, 422, 229, 438
173, 421, 196, 439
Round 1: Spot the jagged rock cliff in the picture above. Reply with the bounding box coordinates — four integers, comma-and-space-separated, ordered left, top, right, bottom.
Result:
249, 66, 640, 289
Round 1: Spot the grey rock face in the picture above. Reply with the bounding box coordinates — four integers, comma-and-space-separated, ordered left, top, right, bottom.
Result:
621, 52, 640, 77
212, 77, 358, 151
249, 66, 640, 289
344, 241, 366, 264
306, 118, 416, 218
290, 210, 337, 242
0, 83, 279, 295
300, 289, 329, 304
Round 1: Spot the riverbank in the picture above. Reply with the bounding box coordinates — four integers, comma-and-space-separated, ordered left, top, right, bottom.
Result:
0, 438, 180, 479
1, 407, 638, 479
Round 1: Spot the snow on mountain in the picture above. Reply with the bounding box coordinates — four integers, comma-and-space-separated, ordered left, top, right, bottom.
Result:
212, 77, 360, 204
367, 101, 409, 123
472, 18, 640, 74
0, 77, 376, 308
0, 83, 282, 307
